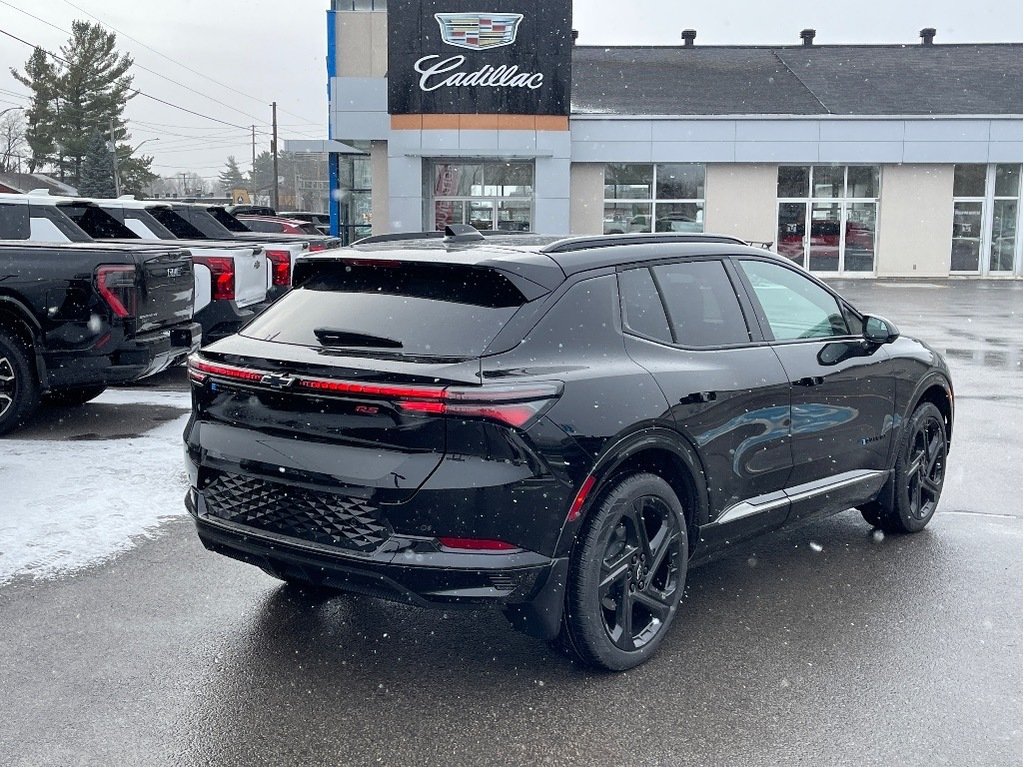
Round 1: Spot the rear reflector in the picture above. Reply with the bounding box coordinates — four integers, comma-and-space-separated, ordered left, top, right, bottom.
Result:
95, 264, 137, 319
265, 249, 291, 286
437, 537, 519, 551
567, 475, 597, 522
192, 255, 235, 300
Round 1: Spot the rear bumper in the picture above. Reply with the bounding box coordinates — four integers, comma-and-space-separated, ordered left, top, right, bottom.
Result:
43, 322, 201, 389
187, 490, 568, 638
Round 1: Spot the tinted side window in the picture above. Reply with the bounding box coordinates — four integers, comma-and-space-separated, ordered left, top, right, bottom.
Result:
739, 259, 849, 341
619, 267, 672, 343
150, 208, 205, 239
242, 219, 284, 233
651, 260, 751, 347
0, 204, 30, 239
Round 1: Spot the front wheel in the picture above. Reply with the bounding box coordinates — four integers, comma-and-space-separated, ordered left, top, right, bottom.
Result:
860, 402, 947, 533
0, 329, 40, 436
562, 473, 688, 671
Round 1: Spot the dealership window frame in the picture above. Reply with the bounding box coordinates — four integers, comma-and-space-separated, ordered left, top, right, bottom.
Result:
775, 165, 880, 276
426, 160, 535, 233
603, 164, 706, 235
951, 163, 1022, 275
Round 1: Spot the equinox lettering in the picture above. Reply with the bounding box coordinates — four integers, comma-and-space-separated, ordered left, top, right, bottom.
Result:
414, 54, 545, 92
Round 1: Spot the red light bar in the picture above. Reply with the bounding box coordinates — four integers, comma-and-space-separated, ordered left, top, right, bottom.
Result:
187, 357, 265, 384
265, 249, 291, 286
296, 377, 446, 401
437, 537, 519, 551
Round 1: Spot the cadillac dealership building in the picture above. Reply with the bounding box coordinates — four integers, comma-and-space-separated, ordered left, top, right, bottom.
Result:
314, 0, 1023, 277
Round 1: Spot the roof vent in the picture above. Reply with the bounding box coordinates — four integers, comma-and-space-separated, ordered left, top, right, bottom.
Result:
920, 27, 936, 46
681, 29, 696, 47
800, 29, 816, 46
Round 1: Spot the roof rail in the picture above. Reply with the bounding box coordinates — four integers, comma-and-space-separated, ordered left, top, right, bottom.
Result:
352, 229, 535, 246
541, 232, 747, 254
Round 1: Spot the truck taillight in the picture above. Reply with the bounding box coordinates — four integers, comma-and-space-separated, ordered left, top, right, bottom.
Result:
95, 264, 137, 319
192, 256, 235, 300
308, 242, 327, 252
265, 250, 291, 286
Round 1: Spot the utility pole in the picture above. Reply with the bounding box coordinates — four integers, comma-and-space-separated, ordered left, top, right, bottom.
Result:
110, 118, 121, 197
251, 124, 256, 197
271, 102, 280, 211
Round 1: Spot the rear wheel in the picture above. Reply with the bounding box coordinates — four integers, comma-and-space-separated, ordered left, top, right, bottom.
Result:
860, 402, 947, 533
0, 329, 40, 436
44, 385, 107, 407
562, 473, 688, 671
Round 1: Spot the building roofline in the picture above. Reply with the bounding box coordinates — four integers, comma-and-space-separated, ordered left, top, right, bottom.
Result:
572, 42, 1023, 50
569, 113, 1024, 120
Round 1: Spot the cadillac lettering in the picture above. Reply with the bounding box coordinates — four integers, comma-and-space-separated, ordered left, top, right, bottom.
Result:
414, 54, 545, 91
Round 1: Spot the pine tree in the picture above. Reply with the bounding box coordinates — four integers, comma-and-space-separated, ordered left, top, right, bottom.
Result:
11, 21, 136, 187
78, 132, 115, 197
219, 155, 246, 192
118, 151, 157, 197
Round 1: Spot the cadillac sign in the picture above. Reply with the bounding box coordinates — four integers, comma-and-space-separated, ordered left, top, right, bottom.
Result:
434, 13, 524, 50
388, 0, 572, 116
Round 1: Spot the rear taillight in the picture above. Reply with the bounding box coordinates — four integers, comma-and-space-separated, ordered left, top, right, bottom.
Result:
308, 242, 327, 252
265, 250, 291, 286
95, 264, 137, 319
192, 256, 235, 300
396, 383, 563, 428
186, 357, 562, 429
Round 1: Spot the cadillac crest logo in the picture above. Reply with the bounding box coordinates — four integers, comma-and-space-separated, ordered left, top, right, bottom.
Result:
434, 12, 524, 50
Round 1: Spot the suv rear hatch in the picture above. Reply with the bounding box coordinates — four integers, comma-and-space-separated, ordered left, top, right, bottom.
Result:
189, 255, 556, 502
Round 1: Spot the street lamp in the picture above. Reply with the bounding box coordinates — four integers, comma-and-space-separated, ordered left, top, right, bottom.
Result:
0, 106, 24, 120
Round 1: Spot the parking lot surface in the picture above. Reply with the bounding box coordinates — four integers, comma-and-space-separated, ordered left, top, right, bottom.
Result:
0, 279, 1020, 766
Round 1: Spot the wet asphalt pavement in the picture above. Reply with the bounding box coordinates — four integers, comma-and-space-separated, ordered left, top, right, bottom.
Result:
1, 279, 1021, 766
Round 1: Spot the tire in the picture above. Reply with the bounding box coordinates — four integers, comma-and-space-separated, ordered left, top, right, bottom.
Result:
860, 402, 947, 534
561, 473, 688, 671
0, 329, 40, 436
44, 385, 107, 407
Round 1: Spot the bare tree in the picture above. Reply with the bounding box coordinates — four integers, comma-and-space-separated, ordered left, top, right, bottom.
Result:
0, 111, 28, 173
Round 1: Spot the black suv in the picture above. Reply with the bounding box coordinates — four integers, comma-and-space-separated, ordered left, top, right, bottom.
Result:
184, 231, 953, 670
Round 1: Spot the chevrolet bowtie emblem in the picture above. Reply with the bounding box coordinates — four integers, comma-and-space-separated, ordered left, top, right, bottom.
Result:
260, 372, 297, 389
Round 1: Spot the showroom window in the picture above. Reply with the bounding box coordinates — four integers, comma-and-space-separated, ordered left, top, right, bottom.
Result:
951, 164, 1021, 274
776, 165, 879, 274
604, 164, 705, 235
428, 160, 534, 232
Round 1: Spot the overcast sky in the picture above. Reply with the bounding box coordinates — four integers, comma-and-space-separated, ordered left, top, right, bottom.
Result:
0, 0, 1020, 183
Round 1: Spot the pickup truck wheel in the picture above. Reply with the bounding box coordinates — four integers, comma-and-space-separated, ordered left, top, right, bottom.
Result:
562, 473, 688, 671
44, 385, 107, 407
0, 330, 40, 436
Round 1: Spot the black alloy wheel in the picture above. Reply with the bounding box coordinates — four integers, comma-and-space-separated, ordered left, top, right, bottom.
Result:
0, 330, 39, 436
861, 402, 947, 533
563, 473, 688, 670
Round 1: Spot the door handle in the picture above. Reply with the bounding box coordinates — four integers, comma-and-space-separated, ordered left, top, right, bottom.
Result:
680, 391, 717, 405
792, 376, 825, 387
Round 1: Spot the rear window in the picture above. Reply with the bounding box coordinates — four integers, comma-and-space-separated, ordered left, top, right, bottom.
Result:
241, 262, 528, 359
240, 219, 283, 233
59, 204, 137, 239
150, 208, 206, 239
208, 208, 248, 232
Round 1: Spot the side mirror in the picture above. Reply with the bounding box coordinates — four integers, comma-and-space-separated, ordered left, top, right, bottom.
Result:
863, 315, 900, 345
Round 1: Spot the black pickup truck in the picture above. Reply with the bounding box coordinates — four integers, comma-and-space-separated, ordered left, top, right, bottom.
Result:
0, 241, 200, 435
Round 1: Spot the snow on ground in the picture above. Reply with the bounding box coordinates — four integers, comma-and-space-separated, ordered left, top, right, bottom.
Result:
0, 389, 193, 584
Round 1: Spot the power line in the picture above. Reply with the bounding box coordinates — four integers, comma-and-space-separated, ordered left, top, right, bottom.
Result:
58, 0, 325, 134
